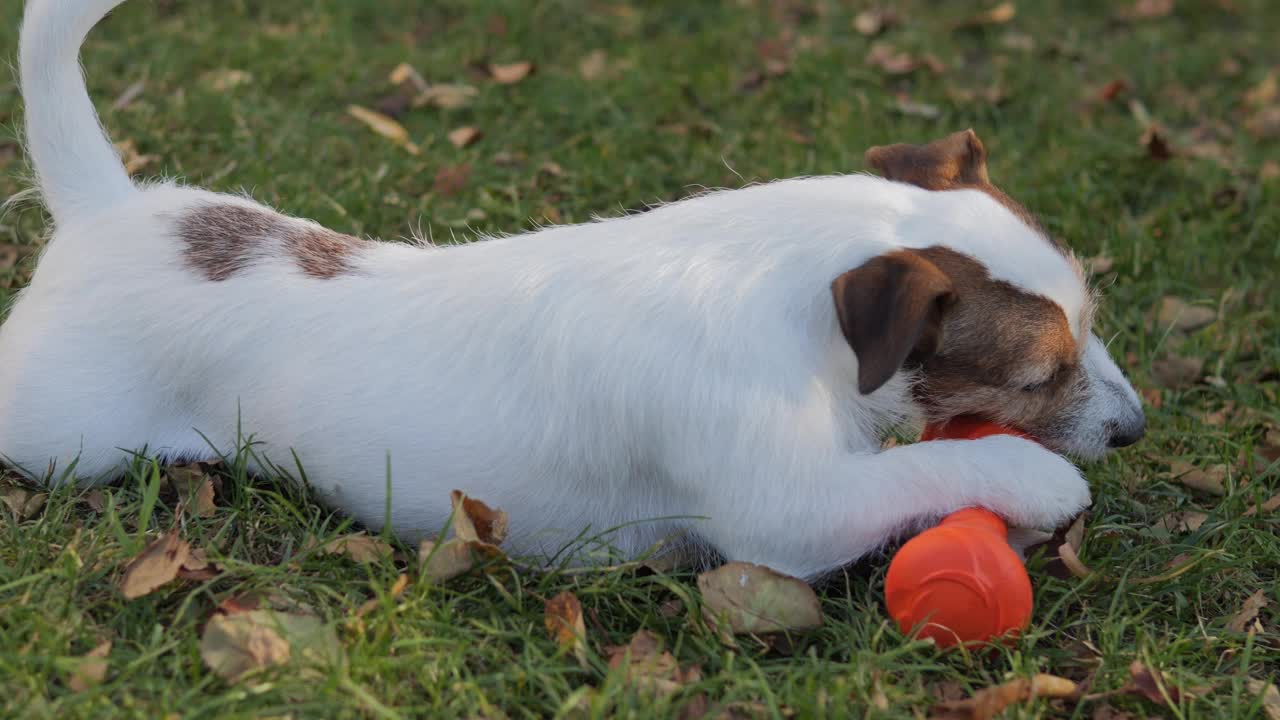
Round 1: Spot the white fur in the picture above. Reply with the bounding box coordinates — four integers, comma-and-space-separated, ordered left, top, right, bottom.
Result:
2, 0, 1142, 579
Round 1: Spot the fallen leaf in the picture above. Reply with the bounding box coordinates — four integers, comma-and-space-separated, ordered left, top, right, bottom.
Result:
1150, 354, 1204, 388
200, 69, 252, 91
323, 533, 395, 564
697, 562, 822, 635
448, 126, 482, 149
83, 489, 107, 513
490, 61, 534, 85
545, 591, 589, 668
414, 83, 479, 110
177, 547, 221, 582
1120, 0, 1174, 20
1159, 510, 1208, 533
956, 2, 1016, 29
579, 49, 608, 80
1096, 79, 1132, 104
1262, 161, 1280, 181
854, 8, 898, 36
865, 43, 923, 75
200, 609, 339, 683
1140, 124, 1173, 160
417, 490, 508, 581
67, 640, 112, 692
1026, 512, 1088, 579
1057, 543, 1094, 579
1245, 106, 1280, 140
1126, 661, 1184, 705
1226, 589, 1268, 633
388, 62, 430, 93
347, 105, 419, 155
539, 160, 566, 177
658, 598, 685, 618
166, 463, 217, 517
1248, 679, 1280, 720
1244, 71, 1278, 108
111, 79, 146, 111
932, 674, 1078, 719
112, 139, 159, 175
449, 490, 508, 544
432, 164, 471, 197
1, 480, 47, 520
1156, 297, 1217, 332
605, 630, 700, 698
120, 532, 191, 599
1243, 492, 1280, 517
1166, 461, 1229, 495
1085, 254, 1115, 274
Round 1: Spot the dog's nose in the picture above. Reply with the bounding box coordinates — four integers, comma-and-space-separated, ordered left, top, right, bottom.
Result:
1107, 416, 1146, 448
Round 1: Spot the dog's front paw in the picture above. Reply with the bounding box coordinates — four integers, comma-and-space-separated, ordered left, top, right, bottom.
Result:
969, 435, 1092, 530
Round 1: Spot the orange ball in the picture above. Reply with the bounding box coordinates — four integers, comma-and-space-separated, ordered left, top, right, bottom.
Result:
884, 417, 1034, 648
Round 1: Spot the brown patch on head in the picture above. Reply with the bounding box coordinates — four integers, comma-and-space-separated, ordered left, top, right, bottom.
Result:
176, 204, 368, 281
864, 129, 1052, 245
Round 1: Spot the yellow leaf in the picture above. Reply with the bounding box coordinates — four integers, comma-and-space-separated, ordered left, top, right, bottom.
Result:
346, 105, 419, 155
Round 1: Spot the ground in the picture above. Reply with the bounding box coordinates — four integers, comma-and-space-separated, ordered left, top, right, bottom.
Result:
1, 1, 1278, 718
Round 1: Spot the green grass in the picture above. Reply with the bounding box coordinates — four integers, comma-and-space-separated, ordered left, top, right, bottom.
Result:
2, 0, 1279, 717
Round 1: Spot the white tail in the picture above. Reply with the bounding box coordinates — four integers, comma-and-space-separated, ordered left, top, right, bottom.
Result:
19, 0, 136, 224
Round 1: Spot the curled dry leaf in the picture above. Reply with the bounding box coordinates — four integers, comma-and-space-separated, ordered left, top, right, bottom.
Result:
1248, 679, 1280, 720
1, 480, 47, 521
605, 630, 701, 698
1166, 460, 1229, 496
448, 126, 482, 149
1156, 297, 1217, 332
346, 105, 419, 155
67, 640, 112, 692
931, 674, 1078, 720
544, 591, 589, 668
490, 61, 534, 85
697, 562, 822, 635
1225, 589, 1268, 633
1243, 491, 1280, 517
323, 533, 395, 564
579, 49, 607, 80
1056, 542, 1094, 579
418, 490, 509, 581
166, 463, 218, 517
956, 2, 1016, 29
1150, 354, 1204, 388
120, 532, 191, 599
450, 490, 508, 544
1026, 512, 1088, 579
200, 608, 340, 683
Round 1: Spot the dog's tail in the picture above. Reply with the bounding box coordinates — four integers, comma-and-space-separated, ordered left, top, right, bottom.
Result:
19, 0, 136, 224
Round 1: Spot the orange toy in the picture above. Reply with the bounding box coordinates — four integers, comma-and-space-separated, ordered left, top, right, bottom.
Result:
883, 417, 1035, 648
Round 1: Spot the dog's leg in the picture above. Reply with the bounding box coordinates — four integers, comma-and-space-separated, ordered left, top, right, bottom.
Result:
695, 435, 1090, 581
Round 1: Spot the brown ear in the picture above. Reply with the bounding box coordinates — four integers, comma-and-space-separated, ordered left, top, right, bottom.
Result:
864, 129, 990, 190
832, 250, 955, 395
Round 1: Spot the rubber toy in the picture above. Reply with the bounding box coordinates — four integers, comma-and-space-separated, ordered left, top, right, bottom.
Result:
883, 416, 1035, 647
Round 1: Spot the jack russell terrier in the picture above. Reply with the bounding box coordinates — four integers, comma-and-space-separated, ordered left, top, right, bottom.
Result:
3, 0, 1144, 580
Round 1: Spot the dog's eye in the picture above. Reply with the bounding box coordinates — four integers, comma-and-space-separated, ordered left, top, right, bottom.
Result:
1020, 380, 1047, 393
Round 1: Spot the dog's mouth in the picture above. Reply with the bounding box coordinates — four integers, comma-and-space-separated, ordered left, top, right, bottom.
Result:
920, 415, 1038, 444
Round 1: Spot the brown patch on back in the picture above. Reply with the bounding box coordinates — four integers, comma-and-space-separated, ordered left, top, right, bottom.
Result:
176, 203, 368, 281
864, 129, 1054, 246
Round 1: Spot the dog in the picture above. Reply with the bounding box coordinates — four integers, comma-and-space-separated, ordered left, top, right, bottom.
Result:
2, 0, 1144, 580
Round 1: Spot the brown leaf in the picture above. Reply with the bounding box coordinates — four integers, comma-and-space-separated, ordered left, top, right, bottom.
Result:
865, 43, 922, 75
1126, 661, 1183, 705
1057, 543, 1094, 579
166, 463, 218, 517
432, 164, 471, 197
1096, 79, 1132, 104
932, 674, 1079, 719
1150, 354, 1204, 388
1085, 254, 1115, 274
1026, 512, 1088, 578
83, 489, 107, 512
120, 533, 191, 599
658, 598, 685, 618
1, 480, 47, 521
1244, 71, 1278, 108
545, 591, 589, 668
1248, 679, 1280, 720
1159, 510, 1208, 533
347, 105, 419, 155
956, 2, 1016, 29
854, 8, 898, 36
1245, 106, 1280, 140
1244, 492, 1280, 517
606, 631, 700, 698
200, 609, 339, 683
177, 547, 221, 582
1140, 124, 1173, 160
67, 640, 112, 692
1120, 0, 1174, 20
388, 62, 430, 94
1156, 296, 1217, 332
449, 490, 508, 545
697, 562, 822, 635
414, 83, 479, 110
1226, 589, 1268, 633
1166, 460, 1229, 495
490, 61, 534, 85
579, 50, 608, 80
447, 126, 482, 148
418, 538, 503, 582
323, 533, 395, 564
112, 139, 159, 175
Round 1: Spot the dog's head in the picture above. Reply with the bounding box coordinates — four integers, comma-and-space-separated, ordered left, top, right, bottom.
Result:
833, 129, 1144, 460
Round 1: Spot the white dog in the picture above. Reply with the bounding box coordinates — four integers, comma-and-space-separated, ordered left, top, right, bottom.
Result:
3, 0, 1144, 580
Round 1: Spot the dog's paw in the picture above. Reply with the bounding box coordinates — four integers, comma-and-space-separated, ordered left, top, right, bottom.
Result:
968, 435, 1092, 530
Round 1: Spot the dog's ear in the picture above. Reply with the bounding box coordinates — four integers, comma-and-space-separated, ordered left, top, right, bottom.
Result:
864, 128, 990, 190
832, 250, 956, 395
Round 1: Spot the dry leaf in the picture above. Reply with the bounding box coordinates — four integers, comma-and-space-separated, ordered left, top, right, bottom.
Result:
1159, 510, 1208, 533
347, 105, 419, 155
1, 481, 47, 520
1166, 460, 1229, 495
200, 69, 252, 91
200, 609, 339, 683
432, 164, 472, 197
111, 79, 146, 111
167, 463, 217, 517
697, 562, 822, 635
323, 533, 395, 564
1140, 124, 1173, 160
1244, 492, 1280, 517
418, 491, 508, 581
605, 631, 700, 698
579, 50, 608, 80
67, 640, 112, 692
545, 591, 589, 668
448, 126, 482, 148
490, 61, 534, 85
1126, 661, 1184, 705
1151, 354, 1204, 388
1121, 0, 1174, 20
1245, 71, 1278, 108
1057, 543, 1094, 579
1085, 254, 1115, 274
177, 547, 221, 582
120, 532, 191, 599
1248, 679, 1280, 720
388, 62, 430, 93
1156, 297, 1216, 332
450, 490, 508, 545
1026, 512, 1088, 578
932, 674, 1078, 719
83, 489, 107, 513
957, 2, 1016, 29
113, 139, 159, 175
1226, 589, 1268, 633
865, 43, 922, 75
854, 8, 898, 36
539, 160, 566, 177
414, 83, 479, 110
1245, 106, 1280, 140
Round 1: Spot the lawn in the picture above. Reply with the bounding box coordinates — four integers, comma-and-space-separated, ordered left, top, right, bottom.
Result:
2, 0, 1279, 718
